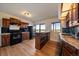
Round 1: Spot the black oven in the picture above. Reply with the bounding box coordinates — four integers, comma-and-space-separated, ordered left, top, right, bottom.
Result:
10, 30, 22, 45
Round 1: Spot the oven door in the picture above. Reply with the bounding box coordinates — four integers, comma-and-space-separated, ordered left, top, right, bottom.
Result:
10, 33, 22, 45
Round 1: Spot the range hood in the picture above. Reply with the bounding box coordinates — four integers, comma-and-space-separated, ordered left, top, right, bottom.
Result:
9, 25, 20, 30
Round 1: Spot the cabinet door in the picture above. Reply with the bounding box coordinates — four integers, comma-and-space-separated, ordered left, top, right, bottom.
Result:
62, 41, 77, 56
2, 35, 10, 46
2, 18, 10, 27
20, 22, 24, 28
20, 22, 29, 28
10, 18, 20, 25
77, 50, 79, 56
22, 32, 29, 40
62, 47, 72, 56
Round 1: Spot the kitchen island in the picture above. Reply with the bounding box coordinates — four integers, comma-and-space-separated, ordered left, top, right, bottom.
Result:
35, 32, 50, 50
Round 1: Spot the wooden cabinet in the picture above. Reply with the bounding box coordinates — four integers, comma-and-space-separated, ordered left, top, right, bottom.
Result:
22, 32, 29, 40
2, 18, 10, 27
77, 50, 79, 56
2, 34, 10, 47
63, 4, 79, 28
72, 4, 78, 21
20, 22, 29, 28
35, 32, 50, 50
20, 22, 25, 28
10, 18, 20, 25
62, 41, 77, 56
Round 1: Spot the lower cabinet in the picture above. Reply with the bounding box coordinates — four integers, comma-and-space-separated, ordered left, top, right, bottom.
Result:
22, 32, 29, 40
62, 41, 78, 56
77, 50, 79, 56
2, 34, 10, 47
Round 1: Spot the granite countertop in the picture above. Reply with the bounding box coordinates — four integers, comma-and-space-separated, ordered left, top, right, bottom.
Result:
22, 32, 29, 33
59, 33, 79, 49
0, 33, 10, 35
0, 32, 29, 35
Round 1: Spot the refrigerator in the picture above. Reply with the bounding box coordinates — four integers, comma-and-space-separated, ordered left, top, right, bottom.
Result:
27, 26, 33, 39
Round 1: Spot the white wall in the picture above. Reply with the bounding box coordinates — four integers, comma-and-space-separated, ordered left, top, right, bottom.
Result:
34, 18, 59, 32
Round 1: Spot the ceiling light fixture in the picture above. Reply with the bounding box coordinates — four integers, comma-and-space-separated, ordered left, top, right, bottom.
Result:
23, 11, 32, 17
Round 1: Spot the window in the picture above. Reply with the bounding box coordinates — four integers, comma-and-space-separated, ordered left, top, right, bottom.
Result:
55, 23, 61, 32
51, 22, 61, 32
51, 24, 54, 30
35, 24, 46, 32
40, 24, 46, 32
36, 24, 40, 32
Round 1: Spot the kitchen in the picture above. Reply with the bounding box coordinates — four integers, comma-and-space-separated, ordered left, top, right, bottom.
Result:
0, 3, 60, 56
0, 3, 79, 56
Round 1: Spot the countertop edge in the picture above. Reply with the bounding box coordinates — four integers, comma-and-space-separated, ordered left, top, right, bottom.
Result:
59, 33, 79, 50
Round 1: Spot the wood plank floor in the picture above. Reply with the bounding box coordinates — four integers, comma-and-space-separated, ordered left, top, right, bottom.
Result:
0, 39, 60, 56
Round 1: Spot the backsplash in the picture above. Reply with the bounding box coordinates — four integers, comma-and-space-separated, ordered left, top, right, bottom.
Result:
62, 28, 70, 33
62, 26, 79, 39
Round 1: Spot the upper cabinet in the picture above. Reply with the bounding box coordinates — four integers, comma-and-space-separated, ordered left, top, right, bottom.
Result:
68, 4, 79, 27
2, 18, 10, 27
61, 3, 79, 28
20, 22, 29, 28
2, 17, 29, 28
10, 18, 20, 25
10, 18, 29, 28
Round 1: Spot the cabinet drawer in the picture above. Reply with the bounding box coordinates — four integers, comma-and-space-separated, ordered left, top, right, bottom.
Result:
2, 35, 10, 38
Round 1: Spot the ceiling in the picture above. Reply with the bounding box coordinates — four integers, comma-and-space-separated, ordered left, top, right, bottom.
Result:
0, 3, 59, 22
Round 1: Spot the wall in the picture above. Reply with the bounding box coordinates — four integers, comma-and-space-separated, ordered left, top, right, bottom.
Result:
34, 18, 60, 32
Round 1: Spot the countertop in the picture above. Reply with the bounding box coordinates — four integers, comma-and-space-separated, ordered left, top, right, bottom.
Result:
59, 33, 79, 50
0, 33, 10, 35
0, 32, 29, 35
22, 32, 29, 33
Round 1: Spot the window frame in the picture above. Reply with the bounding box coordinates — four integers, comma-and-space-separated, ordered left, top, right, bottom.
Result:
35, 23, 46, 32
51, 22, 61, 32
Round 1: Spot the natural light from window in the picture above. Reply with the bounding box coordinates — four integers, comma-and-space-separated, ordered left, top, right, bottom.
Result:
51, 22, 61, 32
35, 24, 46, 32
36, 25, 40, 32
40, 24, 46, 32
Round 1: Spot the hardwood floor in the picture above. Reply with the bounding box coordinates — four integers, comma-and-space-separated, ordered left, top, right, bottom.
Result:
0, 39, 60, 56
